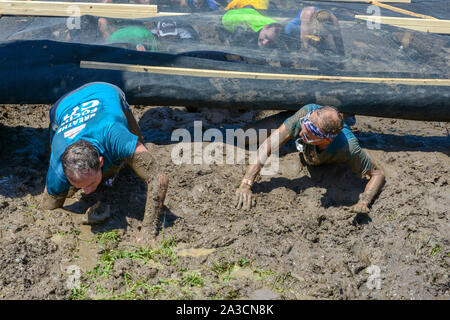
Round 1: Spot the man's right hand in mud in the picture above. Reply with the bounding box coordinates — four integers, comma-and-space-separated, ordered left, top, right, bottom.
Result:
83, 201, 112, 225
235, 185, 256, 211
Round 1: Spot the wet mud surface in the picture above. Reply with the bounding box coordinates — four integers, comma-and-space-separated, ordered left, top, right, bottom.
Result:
0, 104, 448, 300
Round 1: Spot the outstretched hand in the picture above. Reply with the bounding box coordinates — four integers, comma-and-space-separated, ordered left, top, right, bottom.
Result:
136, 229, 157, 247
349, 201, 370, 214
235, 186, 256, 211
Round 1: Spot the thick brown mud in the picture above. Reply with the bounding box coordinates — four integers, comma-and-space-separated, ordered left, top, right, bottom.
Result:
0, 104, 448, 299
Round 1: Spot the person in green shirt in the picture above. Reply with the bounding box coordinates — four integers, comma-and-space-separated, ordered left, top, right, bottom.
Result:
220, 7, 283, 48
107, 26, 158, 52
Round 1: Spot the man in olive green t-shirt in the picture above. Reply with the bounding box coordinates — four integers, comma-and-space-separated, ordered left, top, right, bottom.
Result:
235, 104, 385, 213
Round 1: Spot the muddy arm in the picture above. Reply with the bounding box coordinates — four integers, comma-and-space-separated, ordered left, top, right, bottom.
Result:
300, 6, 315, 49
235, 124, 291, 210
40, 186, 67, 210
330, 14, 345, 56
125, 141, 169, 237
351, 165, 385, 213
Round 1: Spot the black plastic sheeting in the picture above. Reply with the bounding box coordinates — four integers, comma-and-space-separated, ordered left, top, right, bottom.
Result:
0, 0, 449, 121
2, 39, 449, 121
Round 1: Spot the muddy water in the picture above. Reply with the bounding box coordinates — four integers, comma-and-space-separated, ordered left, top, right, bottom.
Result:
0, 104, 449, 299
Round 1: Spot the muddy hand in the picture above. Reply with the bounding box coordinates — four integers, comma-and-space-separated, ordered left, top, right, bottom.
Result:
349, 201, 370, 214
136, 229, 157, 247
235, 186, 256, 211
82, 201, 111, 225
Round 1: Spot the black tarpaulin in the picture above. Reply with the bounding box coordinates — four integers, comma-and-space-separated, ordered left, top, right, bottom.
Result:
0, 0, 449, 120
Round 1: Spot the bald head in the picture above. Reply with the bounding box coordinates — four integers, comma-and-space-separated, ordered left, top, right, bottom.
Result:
309, 106, 343, 136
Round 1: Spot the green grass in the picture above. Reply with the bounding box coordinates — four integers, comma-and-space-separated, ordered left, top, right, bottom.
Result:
69, 284, 89, 300
182, 272, 204, 287
430, 244, 442, 256
212, 261, 235, 276
124, 246, 155, 262
70, 232, 294, 300
386, 214, 396, 221
155, 237, 179, 265
95, 230, 122, 246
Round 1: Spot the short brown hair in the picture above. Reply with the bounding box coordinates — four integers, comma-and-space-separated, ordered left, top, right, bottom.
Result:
313, 106, 343, 136
62, 139, 100, 181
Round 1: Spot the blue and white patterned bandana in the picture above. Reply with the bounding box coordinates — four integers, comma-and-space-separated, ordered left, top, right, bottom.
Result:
303, 111, 337, 139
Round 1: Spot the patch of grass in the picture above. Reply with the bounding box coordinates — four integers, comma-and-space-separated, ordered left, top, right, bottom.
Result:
92, 249, 121, 278
238, 258, 250, 267
69, 284, 89, 300
123, 246, 155, 262
155, 237, 179, 265
430, 244, 442, 256
94, 285, 114, 298
386, 214, 396, 221
212, 261, 235, 276
211, 258, 251, 283
71, 228, 81, 236
182, 272, 204, 287
271, 272, 294, 293
96, 230, 121, 246
222, 274, 234, 283
253, 268, 276, 280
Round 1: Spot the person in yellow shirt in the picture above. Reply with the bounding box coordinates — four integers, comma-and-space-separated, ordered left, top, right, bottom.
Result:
225, 0, 269, 10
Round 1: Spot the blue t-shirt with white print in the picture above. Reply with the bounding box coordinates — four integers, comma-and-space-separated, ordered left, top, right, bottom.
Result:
46, 82, 138, 196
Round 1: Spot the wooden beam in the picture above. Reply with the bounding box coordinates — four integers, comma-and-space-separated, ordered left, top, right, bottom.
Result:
0, 1, 188, 19
355, 16, 450, 33
80, 60, 450, 87
369, 1, 436, 19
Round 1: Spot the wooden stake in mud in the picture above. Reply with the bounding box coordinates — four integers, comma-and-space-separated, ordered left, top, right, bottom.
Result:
80, 60, 450, 87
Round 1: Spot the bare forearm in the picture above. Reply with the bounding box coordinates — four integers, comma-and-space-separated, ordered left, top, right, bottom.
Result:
360, 168, 385, 205
240, 163, 263, 188
239, 126, 289, 187
126, 147, 168, 234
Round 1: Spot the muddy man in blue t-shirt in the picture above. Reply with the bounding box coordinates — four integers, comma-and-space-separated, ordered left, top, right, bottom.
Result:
235, 104, 385, 213
40, 82, 169, 243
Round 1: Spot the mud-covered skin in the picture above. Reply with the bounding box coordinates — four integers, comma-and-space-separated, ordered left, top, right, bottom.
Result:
40, 187, 68, 210
236, 125, 290, 211
350, 163, 385, 213
82, 201, 111, 225
125, 148, 169, 241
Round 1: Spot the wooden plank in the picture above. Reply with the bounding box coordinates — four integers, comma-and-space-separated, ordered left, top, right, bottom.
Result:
80, 60, 450, 87
0, 1, 179, 19
370, 1, 436, 19
0, 1, 157, 11
355, 16, 450, 33
0, 10, 188, 19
